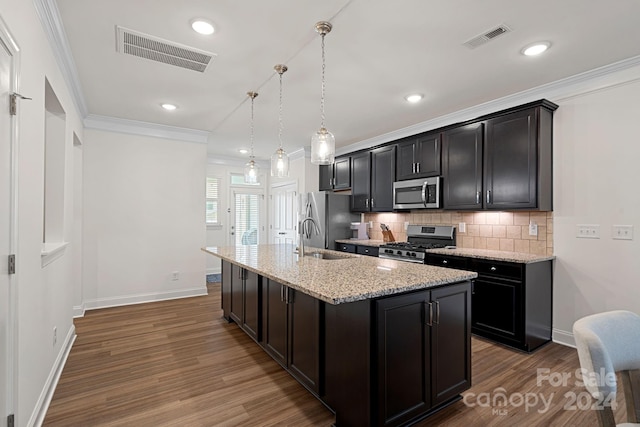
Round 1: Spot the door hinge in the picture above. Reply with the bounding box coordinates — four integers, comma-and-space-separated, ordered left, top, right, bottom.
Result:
9, 93, 32, 116
8, 254, 15, 275
7, 414, 15, 427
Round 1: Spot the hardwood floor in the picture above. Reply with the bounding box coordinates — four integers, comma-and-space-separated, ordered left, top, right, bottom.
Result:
44, 283, 627, 426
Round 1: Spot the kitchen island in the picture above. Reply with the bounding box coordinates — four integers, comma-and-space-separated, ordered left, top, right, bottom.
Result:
203, 244, 478, 427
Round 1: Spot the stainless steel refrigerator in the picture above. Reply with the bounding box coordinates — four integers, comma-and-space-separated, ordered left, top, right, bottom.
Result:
299, 192, 360, 250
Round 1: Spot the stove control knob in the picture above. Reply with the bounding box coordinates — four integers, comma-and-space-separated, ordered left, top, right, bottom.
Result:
397, 250, 403, 255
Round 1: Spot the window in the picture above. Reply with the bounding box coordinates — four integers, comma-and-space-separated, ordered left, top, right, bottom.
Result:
230, 173, 260, 186
206, 177, 220, 225
234, 192, 260, 245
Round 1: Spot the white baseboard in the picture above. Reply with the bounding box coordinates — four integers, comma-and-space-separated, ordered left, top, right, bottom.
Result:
552, 328, 576, 348
72, 303, 85, 318
29, 324, 76, 427
83, 286, 208, 311
206, 268, 221, 275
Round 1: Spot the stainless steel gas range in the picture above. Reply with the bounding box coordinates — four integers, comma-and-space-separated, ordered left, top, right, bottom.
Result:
378, 225, 456, 264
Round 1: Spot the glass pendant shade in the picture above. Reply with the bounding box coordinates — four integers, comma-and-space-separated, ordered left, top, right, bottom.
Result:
244, 159, 259, 184
271, 147, 290, 177
311, 127, 335, 165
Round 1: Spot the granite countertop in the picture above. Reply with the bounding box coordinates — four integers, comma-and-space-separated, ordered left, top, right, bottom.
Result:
202, 244, 476, 305
335, 239, 385, 247
426, 247, 555, 264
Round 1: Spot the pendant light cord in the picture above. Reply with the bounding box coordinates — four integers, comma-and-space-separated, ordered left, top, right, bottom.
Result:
250, 94, 255, 160
278, 72, 284, 149
320, 33, 326, 129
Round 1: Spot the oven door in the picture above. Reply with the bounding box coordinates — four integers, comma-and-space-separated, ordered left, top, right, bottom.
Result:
393, 177, 440, 209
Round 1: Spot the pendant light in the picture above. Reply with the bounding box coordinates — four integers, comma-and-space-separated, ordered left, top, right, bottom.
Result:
310, 21, 335, 165
271, 64, 290, 177
244, 91, 260, 184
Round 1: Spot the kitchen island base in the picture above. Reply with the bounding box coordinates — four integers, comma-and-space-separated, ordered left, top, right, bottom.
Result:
220, 259, 471, 427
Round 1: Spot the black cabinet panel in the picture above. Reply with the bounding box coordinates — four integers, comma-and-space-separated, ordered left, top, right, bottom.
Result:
334, 157, 351, 190
442, 123, 484, 210
396, 133, 441, 181
472, 278, 522, 342
371, 145, 396, 212
356, 245, 379, 257
319, 164, 333, 191
229, 264, 244, 325
376, 291, 430, 426
262, 279, 288, 367
242, 270, 261, 342
289, 289, 322, 394
396, 138, 416, 181
351, 151, 371, 211
221, 260, 232, 321
426, 254, 469, 270
485, 108, 537, 209
336, 243, 357, 253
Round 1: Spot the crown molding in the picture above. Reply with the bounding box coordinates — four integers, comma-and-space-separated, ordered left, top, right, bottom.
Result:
288, 146, 310, 161
337, 54, 640, 155
84, 114, 210, 144
33, 0, 88, 117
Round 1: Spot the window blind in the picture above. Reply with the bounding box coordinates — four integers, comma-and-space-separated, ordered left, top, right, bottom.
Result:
206, 177, 219, 224
235, 193, 259, 245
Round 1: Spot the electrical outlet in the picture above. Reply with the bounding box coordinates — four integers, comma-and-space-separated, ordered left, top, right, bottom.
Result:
368, 221, 373, 228
577, 224, 600, 239
529, 221, 538, 236
404, 221, 409, 231
458, 222, 466, 233
53, 326, 57, 346
172, 271, 179, 281
612, 225, 633, 240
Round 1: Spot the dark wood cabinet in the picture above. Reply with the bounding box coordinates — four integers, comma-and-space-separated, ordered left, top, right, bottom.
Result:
319, 156, 351, 191
261, 280, 322, 395
396, 133, 441, 181
442, 100, 557, 211
351, 146, 396, 212
228, 264, 261, 342
335, 242, 357, 253
442, 123, 484, 210
469, 258, 552, 352
221, 260, 232, 320
375, 282, 471, 426
484, 106, 553, 210
336, 242, 378, 257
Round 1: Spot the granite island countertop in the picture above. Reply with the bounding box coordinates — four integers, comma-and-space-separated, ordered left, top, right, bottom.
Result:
426, 247, 555, 264
202, 244, 477, 305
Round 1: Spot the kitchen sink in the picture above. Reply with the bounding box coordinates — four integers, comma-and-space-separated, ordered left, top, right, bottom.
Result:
306, 251, 355, 260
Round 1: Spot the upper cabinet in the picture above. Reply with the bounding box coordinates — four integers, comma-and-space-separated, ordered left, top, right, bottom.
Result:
442, 123, 484, 210
442, 100, 557, 211
319, 156, 351, 191
351, 145, 396, 212
395, 132, 441, 181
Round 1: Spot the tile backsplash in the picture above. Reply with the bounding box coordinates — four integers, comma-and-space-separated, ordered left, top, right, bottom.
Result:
363, 211, 553, 256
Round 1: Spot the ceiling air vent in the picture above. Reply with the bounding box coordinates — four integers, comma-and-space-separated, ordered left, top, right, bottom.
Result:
463, 24, 512, 49
116, 26, 216, 72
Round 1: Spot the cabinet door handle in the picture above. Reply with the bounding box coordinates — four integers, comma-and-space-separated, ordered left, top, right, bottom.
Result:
280, 285, 285, 302
365, 198, 369, 208
371, 198, 374, 208
435, 301, 440, 325
476, 191, 481, 204
425, 301, 433, 326
416, 162, 420, 173
486, 190, 491, 204
413, 162, 417, 173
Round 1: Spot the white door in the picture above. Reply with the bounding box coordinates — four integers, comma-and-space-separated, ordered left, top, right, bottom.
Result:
230, 190, 265, 245
0, 32, 15, 424
270, 182, 298, 244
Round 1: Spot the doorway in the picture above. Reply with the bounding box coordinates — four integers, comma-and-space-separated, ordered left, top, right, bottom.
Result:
0, 17, 19, 424
269, 181, 298, 244
230, 190, 265, 246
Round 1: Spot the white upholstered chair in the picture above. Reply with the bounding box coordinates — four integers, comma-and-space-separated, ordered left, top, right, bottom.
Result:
573, 310, 640, 427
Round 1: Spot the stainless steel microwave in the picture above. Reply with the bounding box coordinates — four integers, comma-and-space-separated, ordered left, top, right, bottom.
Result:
393, 177, 441, 209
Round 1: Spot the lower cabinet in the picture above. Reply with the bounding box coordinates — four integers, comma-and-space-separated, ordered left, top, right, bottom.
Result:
336, 242, 379, 257
376, 282, 471, 426
261, 278, 322, 395
228, 262, 261, 342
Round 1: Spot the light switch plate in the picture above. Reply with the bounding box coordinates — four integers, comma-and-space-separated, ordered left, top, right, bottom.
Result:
458, 222, 466, 233
612, 225, 633, 240
577, 224, 600, 239
529, 221, 538, 236
404, 221, 409, 231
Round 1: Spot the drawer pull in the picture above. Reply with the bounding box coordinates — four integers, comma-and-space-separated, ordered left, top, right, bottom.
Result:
442, 260, 448, 265
490, 266, 497, 271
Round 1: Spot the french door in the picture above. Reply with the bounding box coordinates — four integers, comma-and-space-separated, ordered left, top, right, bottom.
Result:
230, 190, 265, 246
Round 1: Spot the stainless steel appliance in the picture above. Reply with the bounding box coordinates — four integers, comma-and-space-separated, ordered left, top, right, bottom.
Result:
379, 225, 455, 263
300, 192, 360, 249
350, 222, 368, 240
392, 176, 441, 210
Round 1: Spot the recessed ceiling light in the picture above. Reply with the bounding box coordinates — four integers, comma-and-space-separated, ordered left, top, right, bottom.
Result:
522, 42, 551, 56
191, 19, 215, 35
238, 149, 248, 154
161, 103, 177, 111
405, 94, 424, 103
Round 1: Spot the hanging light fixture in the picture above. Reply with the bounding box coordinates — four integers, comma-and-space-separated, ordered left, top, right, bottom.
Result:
271, 64, 290, 177
244, 91, 260, 184
310, 21, 335, 165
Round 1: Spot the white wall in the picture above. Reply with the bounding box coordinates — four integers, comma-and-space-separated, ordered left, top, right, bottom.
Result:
82, 129, 207, 308
0, 2, 85, 425
552, 77, 640, 344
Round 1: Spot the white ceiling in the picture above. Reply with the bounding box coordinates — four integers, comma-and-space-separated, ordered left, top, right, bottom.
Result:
55, 0, 640, 161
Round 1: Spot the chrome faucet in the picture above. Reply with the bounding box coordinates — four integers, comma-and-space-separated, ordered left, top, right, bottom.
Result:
298, 216, 320, 258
